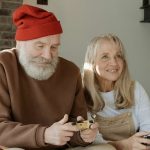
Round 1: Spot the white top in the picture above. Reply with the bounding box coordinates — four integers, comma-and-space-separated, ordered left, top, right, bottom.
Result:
89, 81, 150, 143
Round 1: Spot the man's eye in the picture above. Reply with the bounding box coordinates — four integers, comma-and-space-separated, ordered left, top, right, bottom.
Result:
51, 46, 58, 49
38, 45, 44, 48
51, 46, 56, 49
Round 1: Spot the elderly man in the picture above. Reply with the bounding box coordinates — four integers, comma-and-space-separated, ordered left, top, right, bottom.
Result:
0, 4, 98, 150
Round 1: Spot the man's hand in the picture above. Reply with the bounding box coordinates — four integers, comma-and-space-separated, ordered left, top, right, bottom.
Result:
77, 116, 99, 143
44, 114, 79, 146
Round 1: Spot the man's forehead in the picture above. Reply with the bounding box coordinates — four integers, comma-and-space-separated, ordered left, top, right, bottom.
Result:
27, 35, 61, 44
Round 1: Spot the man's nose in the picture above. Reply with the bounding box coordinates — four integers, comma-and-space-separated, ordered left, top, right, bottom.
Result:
41, 49, 52, 60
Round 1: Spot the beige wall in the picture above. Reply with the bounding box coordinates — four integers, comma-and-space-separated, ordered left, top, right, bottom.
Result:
23, 0, 150, 95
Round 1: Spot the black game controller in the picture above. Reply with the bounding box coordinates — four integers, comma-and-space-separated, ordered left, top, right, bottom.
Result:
144, 135, 150, 139
143, 135, 150, 146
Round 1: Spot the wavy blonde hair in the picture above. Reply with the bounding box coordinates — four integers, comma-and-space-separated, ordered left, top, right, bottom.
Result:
82, 34, 134, 112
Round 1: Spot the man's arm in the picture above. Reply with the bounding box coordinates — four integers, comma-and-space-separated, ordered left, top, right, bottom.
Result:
68, 72, 89, 147
0, 64, 47, 148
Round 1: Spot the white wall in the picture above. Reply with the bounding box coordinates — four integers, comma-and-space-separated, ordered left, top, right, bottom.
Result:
23, 0, 150, 95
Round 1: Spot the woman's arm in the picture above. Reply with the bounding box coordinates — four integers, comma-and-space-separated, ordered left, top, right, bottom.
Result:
110, 132, 150, 150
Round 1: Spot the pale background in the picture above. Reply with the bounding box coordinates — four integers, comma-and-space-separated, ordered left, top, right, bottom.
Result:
23, 0, 150, 96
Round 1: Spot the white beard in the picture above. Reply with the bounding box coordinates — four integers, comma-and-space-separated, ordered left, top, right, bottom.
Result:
18, 49, 58, 80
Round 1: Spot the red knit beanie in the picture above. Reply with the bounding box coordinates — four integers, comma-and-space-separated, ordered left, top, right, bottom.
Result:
13, 4, 63, 40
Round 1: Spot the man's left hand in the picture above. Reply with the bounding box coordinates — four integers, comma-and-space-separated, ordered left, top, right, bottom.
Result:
77, 116, 99, 143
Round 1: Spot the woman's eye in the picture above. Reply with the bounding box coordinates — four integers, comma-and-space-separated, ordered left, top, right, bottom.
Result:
101, 55, 109, 60
116, 54, 122, 58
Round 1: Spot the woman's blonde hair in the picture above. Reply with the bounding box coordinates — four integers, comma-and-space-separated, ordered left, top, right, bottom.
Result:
82, 34, 134, 112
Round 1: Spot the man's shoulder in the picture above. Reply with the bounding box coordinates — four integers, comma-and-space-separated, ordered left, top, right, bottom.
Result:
0, 48, 16, 62
59, 57, 80, 72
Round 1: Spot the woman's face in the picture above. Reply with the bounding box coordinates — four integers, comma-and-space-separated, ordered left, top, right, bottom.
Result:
95, 40, 124, 87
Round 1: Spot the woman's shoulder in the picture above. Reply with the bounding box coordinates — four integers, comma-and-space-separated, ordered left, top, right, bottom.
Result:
134, 81, 147, 94
134, 80, 150, 105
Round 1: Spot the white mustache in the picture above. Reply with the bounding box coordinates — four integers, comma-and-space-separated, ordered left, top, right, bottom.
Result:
31, 57, 52, 64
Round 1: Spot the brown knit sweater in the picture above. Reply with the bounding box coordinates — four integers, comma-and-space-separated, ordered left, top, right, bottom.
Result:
0, 49, 88, 150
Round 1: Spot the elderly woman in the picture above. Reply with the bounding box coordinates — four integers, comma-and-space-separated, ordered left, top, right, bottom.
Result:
82, 34, 150, 150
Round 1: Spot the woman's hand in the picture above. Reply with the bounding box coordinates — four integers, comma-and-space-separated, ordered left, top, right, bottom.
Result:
112, 132, 150, 150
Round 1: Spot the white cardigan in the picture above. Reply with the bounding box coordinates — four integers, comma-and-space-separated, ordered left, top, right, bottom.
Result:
88, 81, 150, 143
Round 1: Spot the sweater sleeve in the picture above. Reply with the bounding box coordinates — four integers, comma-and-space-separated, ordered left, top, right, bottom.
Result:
0, 64, 47, 148
68, 71, 89, 147
134, 81, 150, 131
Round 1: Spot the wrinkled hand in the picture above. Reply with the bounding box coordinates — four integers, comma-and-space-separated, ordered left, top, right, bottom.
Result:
44, 114, 79, 146
116, 132, 150, 150
77, 116, 99, 143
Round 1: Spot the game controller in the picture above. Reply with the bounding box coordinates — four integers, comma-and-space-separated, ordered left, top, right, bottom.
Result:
72, 120, 94, 131
142, 135, 150, 146
144, 135, 150, 139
